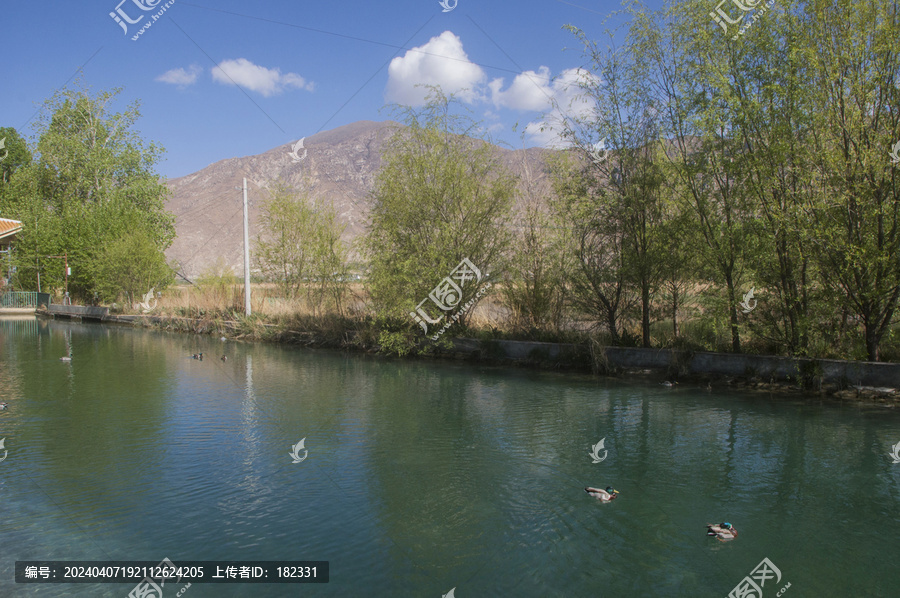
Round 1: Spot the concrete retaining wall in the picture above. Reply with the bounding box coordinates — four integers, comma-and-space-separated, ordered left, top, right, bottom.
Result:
451, 339, 900, 388
48, 305, 110, 319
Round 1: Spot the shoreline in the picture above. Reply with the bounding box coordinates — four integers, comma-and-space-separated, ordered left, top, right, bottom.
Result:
34, 309, 900, 407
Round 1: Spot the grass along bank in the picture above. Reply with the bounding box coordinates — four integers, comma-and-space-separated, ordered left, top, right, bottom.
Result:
109, 282, 900, 406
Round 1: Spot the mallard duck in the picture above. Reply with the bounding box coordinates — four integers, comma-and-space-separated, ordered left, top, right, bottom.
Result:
661, 380, 677, 387
60, 356, 72, 362
191, 353, 203, 360
585, 486, 619, 502
220, 355, 227, 361
707, 522, 737, 541
0, 402, 8, 410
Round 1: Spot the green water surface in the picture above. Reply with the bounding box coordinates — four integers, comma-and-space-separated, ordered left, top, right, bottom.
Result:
1, 318, 899, 597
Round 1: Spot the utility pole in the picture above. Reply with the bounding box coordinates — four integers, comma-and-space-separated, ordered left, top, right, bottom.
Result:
44, 253, 70, 304
64, 251, 69, 305
242, 177, 251, 316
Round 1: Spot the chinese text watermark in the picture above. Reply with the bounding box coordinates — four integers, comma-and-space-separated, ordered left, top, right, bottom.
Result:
728, 558, 790, 598
410, 258, 489, 340
709, 0, 776, 40
110, 0, 176, 41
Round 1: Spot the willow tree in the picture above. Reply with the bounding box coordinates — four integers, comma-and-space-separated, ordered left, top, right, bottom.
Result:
306, 199, 350, 316
550, 150, 633, 344
365, 89, 514, 331
254, 181, 318, 298
714, 1, 818, 356
94, 229, 174, 304
628, 0, 760, 353
550, 26, 671, 346
800, 0, 900, 361
501, 147, 572, 334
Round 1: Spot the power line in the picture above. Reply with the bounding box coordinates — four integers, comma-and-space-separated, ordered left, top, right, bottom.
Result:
175, 3, 547, 80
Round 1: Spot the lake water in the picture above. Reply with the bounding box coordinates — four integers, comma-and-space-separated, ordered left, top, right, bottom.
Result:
1, 318, 899, 597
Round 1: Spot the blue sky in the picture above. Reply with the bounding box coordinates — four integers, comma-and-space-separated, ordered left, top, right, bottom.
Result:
1, 0, 656, 179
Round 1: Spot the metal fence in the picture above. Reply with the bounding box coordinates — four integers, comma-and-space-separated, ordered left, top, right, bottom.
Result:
0, 292, 51, 308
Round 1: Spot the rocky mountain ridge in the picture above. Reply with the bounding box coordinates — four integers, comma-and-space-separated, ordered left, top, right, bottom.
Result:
164, 120, 555, 278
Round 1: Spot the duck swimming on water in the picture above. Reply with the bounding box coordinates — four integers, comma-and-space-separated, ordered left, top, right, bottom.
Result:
707, 522, 737, 541
0, 402, 8, 410
60, 355, 72, 362
585, 486, 619, 502
191, 353, 203, 360
661, 380, 677, 387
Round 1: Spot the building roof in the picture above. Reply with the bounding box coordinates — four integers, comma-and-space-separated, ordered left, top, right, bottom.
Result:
0, 218, 23, 243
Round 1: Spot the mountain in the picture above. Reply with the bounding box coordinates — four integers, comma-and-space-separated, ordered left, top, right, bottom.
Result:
164, 120, 556, 279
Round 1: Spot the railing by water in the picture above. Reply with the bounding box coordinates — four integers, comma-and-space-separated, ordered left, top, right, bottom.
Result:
0, 291, 51, 309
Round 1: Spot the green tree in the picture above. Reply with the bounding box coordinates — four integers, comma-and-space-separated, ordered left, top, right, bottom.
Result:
654, 199, 703, 344
306, 199, 350, 316
365, 89, 514, 332
553, 28, 671, 346
502, 152, 571, 333
254, 181, 318, 298
0, 127, 31, 186
800, 0, 900, 360
94, 229, 174, 304
550, 151, 633, 344
630, 0, 758, 352
2, 83, 174, 300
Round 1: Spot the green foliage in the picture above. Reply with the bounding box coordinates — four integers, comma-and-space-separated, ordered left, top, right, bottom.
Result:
94, 229, 174, 303
306, 199, 350, 316
254, 181, 317, 298
0, 127, 31, 186
0, 82, 174, 301
377, 330, 416, 357
502, 150, 571, 333
549, 151, 633, 344
546, 0, 896, 361
254, 179, 351, 314
365, 89, 514, 330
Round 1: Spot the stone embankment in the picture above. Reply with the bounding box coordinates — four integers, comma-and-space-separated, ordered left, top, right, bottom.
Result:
35, 309, 899, 405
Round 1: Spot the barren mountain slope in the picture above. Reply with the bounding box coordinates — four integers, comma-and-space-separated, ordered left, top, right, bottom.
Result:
164, 120, 556, 279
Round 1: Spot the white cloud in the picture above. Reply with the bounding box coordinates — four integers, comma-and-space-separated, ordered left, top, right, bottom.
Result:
384, 32, 599, 149
520, 68, 600, 148
156, 65, 202, 86
489, 66, 555, 111
211, 58, 314, 97
386, 31, 486, 106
